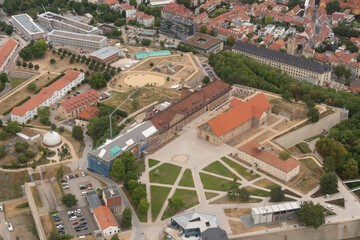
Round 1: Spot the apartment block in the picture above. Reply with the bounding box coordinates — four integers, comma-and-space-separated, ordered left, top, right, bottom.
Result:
48, 30, 107, 50
11, 14, 44, 40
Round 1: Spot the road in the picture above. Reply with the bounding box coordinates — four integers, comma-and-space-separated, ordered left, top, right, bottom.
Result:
0, 203, 10, 240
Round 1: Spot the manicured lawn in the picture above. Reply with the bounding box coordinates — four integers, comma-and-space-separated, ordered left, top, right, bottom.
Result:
221, 157, 260, 181
161, 189, 199, 220
245, 186, 270, 197
203, 160, 237, 179
205, 192, 219, 200
178, 169, 195, 187
200, 172, 239, 191
150, 185, 171, 222
148, 159, 160, 168
10, 78, 26, 88
296, 142, 311, 153
149, 163, 182, 185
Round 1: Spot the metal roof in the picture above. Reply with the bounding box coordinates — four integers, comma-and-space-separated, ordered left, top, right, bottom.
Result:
233, 40, 332, 74
251, 202, 301, 215
12, 14, 44, 34
171, 212, 218, 233
89, 46, 122, 60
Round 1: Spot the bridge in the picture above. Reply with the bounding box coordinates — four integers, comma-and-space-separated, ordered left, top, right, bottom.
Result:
343, 179, 360, 192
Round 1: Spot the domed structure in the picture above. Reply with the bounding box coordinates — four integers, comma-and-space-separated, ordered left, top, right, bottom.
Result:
43, 131, 62, 147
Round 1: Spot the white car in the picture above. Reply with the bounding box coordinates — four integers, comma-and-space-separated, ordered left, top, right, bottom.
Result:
327, 204, 334, 210
81, 172, 85, 177
6, 222, 13, 232
0, 205, 3, 212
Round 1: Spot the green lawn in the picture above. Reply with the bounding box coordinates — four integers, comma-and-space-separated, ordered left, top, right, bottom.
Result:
221, 157, 260, 181
148, 159, 160, 168
205, 192, 219, 200
296, 142, 311, 153
161, 189, 199, 220
200, 172, 239, 191
246, 187, 270, 197
149, 163, 182, 185
10, 78, 26, 88
178, 169, 195, 187
203, 160, 237, 179
150, 185, 171, 222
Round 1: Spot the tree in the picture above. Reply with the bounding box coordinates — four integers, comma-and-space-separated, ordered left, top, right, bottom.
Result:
121, 207, 132, 228
209, 29, 216, 37
27, 82, 37, 92
307, 107, 319, 122
279, 150, 291, 160
130, 0, 137, 7
333, 64, 346, 79
326, 0, 341, 15
51, 123, 56, 130
110, 158, 126, 180
227, 178, 239, 200
0, 131, 7, 141
28, 62, 33, 69
18, 155, 28, 163
323, 156, 336, 172
5, 25, 13, 35
296, 201, 325, 229
238, 187, 250, 201
132, 186, 146, 205
200, 25, 208, 34
50, 59, 56, 64
110, 234, 120, 240
168, 196, 184, 211
89, 73, 107, 89
344, 68, 352, 81
62, 194, 78, 208
0, 145, 7, 158
22, 62, 27, 68
34, 64, 39, 70
265, 15, 273, 25
320, 172, 338, 194
342, 159, 358, 180
6, 121, 21, 134
202, 76, 210, 84
141, 39, 151, 46
225, 36, 236, 47
17, 61, 21, 67
72, 126, 84, 141
37, 106, 50, 125
270, 186, 285, 202
138, 198, 150, 213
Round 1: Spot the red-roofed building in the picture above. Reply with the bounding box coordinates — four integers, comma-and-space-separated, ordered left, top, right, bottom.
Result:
134, 11, 155, 27
93, 206, 119, 237
162, 2, 195, 19
238, 140, 300, 181
197, 93, 272, 145
269, 39, 286, 51
0, 39, 18, 72
119, 3, 136, 18
11, 70, 84, 123
58, 89, 99, 120
75, 105, 99, 127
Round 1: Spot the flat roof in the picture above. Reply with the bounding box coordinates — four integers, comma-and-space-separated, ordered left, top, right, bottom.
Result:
12, 14, 44, 34
252, 202, 301, 214
48, 30, 106, 43
102, 186, 121, 198
181, 33, 223, 51
90, 46, 122, 60
233, 40, 332, 74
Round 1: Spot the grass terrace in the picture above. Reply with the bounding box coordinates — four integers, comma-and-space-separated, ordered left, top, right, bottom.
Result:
149, 163, 182, 185
148, 159, 160, 168
162, 189, 199, 220
150, 185, 171, 222
203, 160, 237, 179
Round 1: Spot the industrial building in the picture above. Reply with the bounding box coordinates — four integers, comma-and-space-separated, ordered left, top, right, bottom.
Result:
251, 202, 301, 224
89, 46, 123, 63
88, 121, 160, 177
38, 12, 100, 34
232, 40, 332, 85
11, 14, 44, 40
48, 30, 107, 50
180, 33, 223, 55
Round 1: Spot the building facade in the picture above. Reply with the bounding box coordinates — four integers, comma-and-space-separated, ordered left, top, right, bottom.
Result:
0, 39, 19, 73
93, 206, 120, 237
102, 186, 121, 212
180, 33, 223, 55
134, 11, 155, 27
232, 41, 332, 85
238, 140, 300, 182
75, 105, 99, 127
89, 46, 123, 63
11, 14, 44, 40
118, 3, 137, 18
48, 30, 107, 50
58, 89, 99, 120
11, 71, 84, 123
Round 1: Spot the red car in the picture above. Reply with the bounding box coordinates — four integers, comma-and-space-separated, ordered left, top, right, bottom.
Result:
72, 221, 79, 225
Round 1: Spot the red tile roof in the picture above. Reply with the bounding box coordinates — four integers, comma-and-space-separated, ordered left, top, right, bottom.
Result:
0, 39, 17, 69
103, 0, 118, 5
93, 206, 118, 230
77, 105, 99, 120
119, 3, 135, 10
11, 70, 82, 116
207, 93, 271, 136
134, 11, 154, 20
162, 2, 195, 19
61, 89, 99, 113
239, 140, 300, 173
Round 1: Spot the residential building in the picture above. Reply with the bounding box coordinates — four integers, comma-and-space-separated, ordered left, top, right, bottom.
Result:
180, 33, 223, 55
147, 80, 231, 141
88, 121, 159, 177
238, 140, 300, 182
58, 89, 99, 120
0, 39, 19, 73
197, 93, 272, 146
11, 14, 44, 40
75, 105, 99, 127
89, 46, 123, 63
251, 202, 301, 224
134, 11, 155, 27
233, 40, 332, 85
38, 12, 100, 34
119, 3, 137, 18
195, 0, 216, 15
48, 30, 107, 50
93, 206, 119, 237
102, 186, 121, 212
149, 0, 175, 7
11, 70, 84, 124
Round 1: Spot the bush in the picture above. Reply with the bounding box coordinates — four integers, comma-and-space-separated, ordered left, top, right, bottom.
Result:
26, 151, 35, 158
59, 127, 65, 132
50, 59, 56, 64
18, 155, 28, 163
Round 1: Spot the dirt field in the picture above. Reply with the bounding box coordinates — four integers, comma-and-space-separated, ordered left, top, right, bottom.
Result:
0, 171, 30, 201
228, 220, 281, 235
124, 73, 165, 87
43, 165, 72, 179
52, 181, 63, 205
224, 208, 251, 218
8, 213, 38, 240
253, 178, 279, 189
30, 186, 42, 208
271, 99, 308, 120
272, 117, 306, 132
4, 198, 30, 218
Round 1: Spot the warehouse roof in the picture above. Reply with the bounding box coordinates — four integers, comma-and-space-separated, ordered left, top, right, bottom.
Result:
89, 47, 122, 60
233, 40, 331, 74
12, 14, 44, 34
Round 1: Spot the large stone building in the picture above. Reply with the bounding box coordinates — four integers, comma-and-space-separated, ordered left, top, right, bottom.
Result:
198, 93, 271, 146
58, 89, 99, 120
48, 30, 107, 50
180, 33, 223, 55
238, 140, 300, 182
147, 80, 231, 141
11, 14, 44, 40
232, 41, 332, 85
11, 70, 84, 123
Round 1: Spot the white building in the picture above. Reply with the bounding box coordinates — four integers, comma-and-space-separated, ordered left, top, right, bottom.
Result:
265, 24, 275, 34
48, 30, 107, 50
134, 11, 155, 27
11, 14, 44, 40
0, 39, 19, 73
38, 12, 100, 34
118, 3, 137, 18
251, 202, 301, 224
273, 26, 285, 37
93, 206, 119, 237
11, 70, 84, 123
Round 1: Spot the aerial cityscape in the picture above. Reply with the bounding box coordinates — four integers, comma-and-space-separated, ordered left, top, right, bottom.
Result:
0, 0, 359, 239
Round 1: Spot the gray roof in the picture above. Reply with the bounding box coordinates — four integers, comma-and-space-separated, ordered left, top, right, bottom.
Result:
89, 47, 122, 60
91, 121, 158, 162
12, 14, 44, 34
86, 191, 102, 210
233, 41, 332, 74
102, 186, 121, 199
171, 212, 218, 232
201, 227, 228, 240
302, 76, 318, 85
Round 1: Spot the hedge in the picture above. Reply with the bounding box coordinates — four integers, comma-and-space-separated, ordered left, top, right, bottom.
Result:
3, 96, 31, 115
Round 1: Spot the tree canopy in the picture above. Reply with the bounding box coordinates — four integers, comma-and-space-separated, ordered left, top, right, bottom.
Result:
270, 187, 284, 202
121, 207, 132, 228
296, 201, 325, 229
320, 172, 338, 194
72, 126, 84, 141
62, 194, 78, 208
19, 40, 47, 61
89, 72, 107, 89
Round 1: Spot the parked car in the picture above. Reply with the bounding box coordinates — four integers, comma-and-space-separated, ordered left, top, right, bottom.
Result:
80, 185, 86, 190
60, 180, 67, 183
79, 218, 85, 221
81, 172, 85, 177
75, 174, 79, 178
0, 205, 3, 212
72, 221, 79, 225
327, 205, 334, 210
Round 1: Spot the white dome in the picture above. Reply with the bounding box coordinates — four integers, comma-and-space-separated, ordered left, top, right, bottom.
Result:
43, 131, 62, 147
